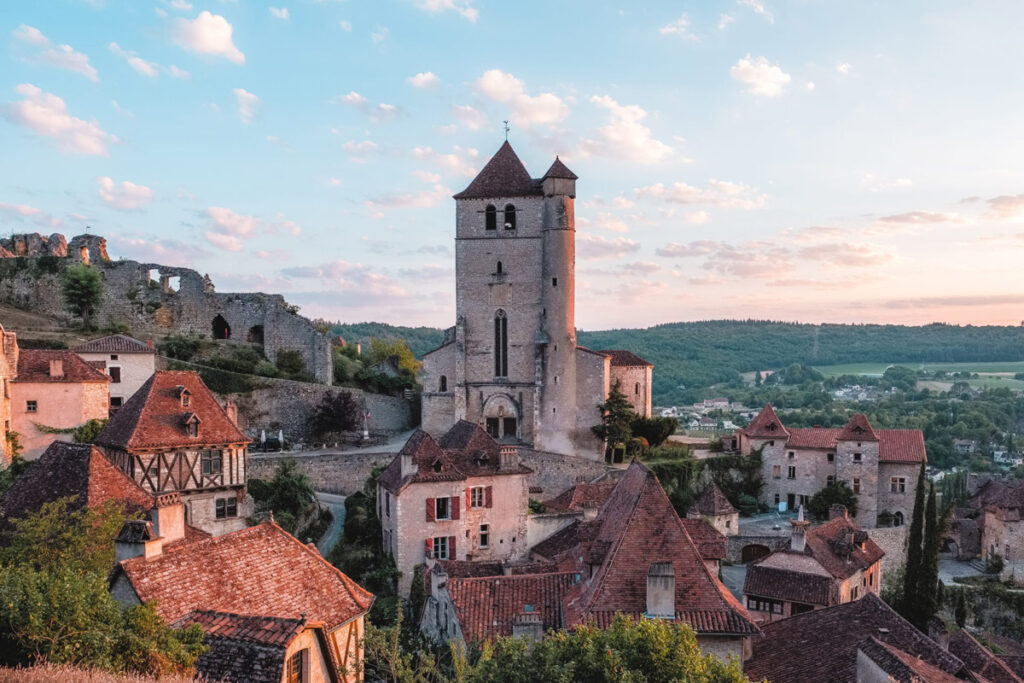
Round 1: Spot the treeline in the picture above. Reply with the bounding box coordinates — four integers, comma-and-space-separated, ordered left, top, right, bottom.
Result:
330, 322, 445, 359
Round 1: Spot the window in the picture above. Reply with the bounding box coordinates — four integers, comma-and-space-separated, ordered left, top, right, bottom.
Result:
180, 390, 191, 408
187, 420, 199, 438
435, 497, 451, 521
827, 453, 835, 462
110, 354, 119, 361
772, 465, 781, 479
25, 400, 37, 413
891, 477, 906, 494
774, 493, 780, 505
787, 466, 796, 480
768, 440, 775, 447
853, 452, 862, 463
439, 375, 448, 392
385, 492, 391, 517
286, 649, 307, 683
853, 478, 861, 494
827, 475, 835, 486
432, 536, 449, 560
111, 396, 123, 408
496, 261, 503, 274
504, 204, 516, 229
480, 524, 490, 548
470, 486, 485, 508
788, 451, 795, 459
635, 382, 640, 395
493, 310, 508, 377
201, 450, 222, 475
485, 204, 497, 230
747, 597, 783, 614
109, 367, 121, 383
552, 277, 558, 287
215, 497, 238, 518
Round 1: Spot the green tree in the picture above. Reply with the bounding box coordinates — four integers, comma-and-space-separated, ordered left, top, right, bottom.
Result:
73, 418, 108, 444
592, 381, 638, 461
806, 480, 859, 520
917, 482, 941, 628
368, 337, 422, 375
247, 458, 317, 533
955, 590, 968, 628
901, 462, 927, 622
630, 416, 677, 448
275, 349, 309, 379
60, 264, 103, 329
882, 365, 919, 393
307, 389, 361, 438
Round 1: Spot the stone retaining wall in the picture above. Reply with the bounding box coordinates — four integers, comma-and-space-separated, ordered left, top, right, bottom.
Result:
867, 525, 908, 578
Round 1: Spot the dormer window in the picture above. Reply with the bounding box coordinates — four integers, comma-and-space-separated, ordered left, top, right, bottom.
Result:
178, 387, 191, 408
504, 204, 516, 229
485, 204, 497, 230
185, 413, 201, 438
432, 459, 443, 473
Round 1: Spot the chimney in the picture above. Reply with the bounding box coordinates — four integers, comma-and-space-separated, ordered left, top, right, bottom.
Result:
499, 444, 519, 471
49, 359, 64, 378
791, 506, 811, 553
829, 504, 849, 521
150, 492, 185, 545
646, 562, 675, 618
114, 520, 163, 563
512, 612, 544, 642
225, 399, 238, 427
400, 451, 417, 479
430, 563, 448, 596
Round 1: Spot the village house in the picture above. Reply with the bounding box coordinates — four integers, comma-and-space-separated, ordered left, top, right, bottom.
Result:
742, 506, 883, 624
377, 421, 533, 595
949, 629, 1024, 683
734, 404, 926, 528
422, 460, 759, 661
72, 334, 156, 410
981, 483, 1024, 577
0, 323, 16, 464
10, 348, 110, 458
109, 515, 373, 683
95, 370, 251, 536
419, 141, 653, 460
687, 484, 739, 537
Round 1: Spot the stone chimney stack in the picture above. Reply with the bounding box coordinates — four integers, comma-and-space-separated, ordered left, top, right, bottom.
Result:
791, 505, 811, 552
646, 562, 675, 618
49, 359, 63, 378
225, 399, 238, 427
150, 492, 185, 545
114, 520, 163, 563
499, 444, 519, 471
829, 504, 849, 521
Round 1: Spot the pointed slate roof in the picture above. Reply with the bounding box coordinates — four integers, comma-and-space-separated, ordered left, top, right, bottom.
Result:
688, 484, 737, 517
838, 413, 880, 442
542, 156, 577, 180
743, 403, 790, 439
453, 141, 543, 199
857, 637, 964, 683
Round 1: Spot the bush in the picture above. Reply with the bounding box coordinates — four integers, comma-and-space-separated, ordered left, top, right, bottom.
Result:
737, 493, 758, 516
807, 480, 859, 520
307, 390, 361, 439
157, 336, 199, 362
253, 360, 278, 378
646, 443, 692, 460
275, 349, 309, 380
630, 417, 677, 447
987, 553, 1005, 574
73, 419, 107, 444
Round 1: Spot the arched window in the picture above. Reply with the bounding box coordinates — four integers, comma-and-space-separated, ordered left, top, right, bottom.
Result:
212, 314, 231, 340
496, 261, 503, 274
504, 204, 516, 230
485, 205, 497, 230
493, 310, 508, 377
439, 375, 448, 392
635, 382, 640, 395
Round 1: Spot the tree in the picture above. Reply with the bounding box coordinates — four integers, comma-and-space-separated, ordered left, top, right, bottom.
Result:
307, 389, 361, 438
955, 590, 968, 628
73, 418, 107, 444
807, 480, 859, 520
367, 337, 421, 375
630, 416, 677, 448
247, 458, 317, 533
901, 462, 927, 621
882, 365, 918, 393
592, 381, 638, 461
60, 264, 103, 329
917, 482, 941, 628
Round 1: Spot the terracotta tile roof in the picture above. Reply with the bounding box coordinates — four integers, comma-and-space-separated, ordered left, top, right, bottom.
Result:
876, 429, 927, 463
179, 610, 307, 647
14, 349, 109, 383
742, 403, 790, 439
530, 520, 585, 562
542, 156, 577, 180
436, 559, 558, 578
585, 609, 761, 636
114, 520, 373, 630
72, 334, 154, 354
857, 636, 964, 683
744, 594, 965, 683
561, 461, 758, 636
453, 141, 543, 200
446, 572, 577, 643
743, 554, 837, 606
95, 371, 249, 451
543, 482, 616, 513
838, 413, 880, 441
595, 349, 653, 367
950, 630, 1024, 683
805, 516, 885, 580
688, 484, 737, 517
680, 518, 727, 561
786, 428, 842, 449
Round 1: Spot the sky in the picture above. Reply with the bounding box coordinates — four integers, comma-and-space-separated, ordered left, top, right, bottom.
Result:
2, 1, 1024, 330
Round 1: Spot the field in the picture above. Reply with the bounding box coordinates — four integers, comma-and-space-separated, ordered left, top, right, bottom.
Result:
813, 360, 1024, 392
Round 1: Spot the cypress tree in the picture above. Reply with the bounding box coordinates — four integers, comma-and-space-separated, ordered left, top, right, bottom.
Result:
918, 482, 940, 630
955, 590, 967, 628
901, 462, 927, 620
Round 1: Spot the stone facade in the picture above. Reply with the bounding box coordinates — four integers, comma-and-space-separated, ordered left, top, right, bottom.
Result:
0, 325, 16, 464
609, 363, 653, 418
0, 232, 332, 384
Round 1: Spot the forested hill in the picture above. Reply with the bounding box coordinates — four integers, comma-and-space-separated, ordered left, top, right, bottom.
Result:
333, 320, 1024, 404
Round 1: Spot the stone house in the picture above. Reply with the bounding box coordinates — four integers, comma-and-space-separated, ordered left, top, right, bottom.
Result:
595, 349, 653, 417
72, 334, 156, 410
423, 461, 759, 661
377, 421, 533, 595
736, 404, 926, 528
10, 348, 110, 458
742, 507, 883, 624
109, 516, 373, 683
0, 323, 16, 464
687, 483, 740, 537
420, 142, 652, 460
949, 629, 1024, 683
981, 484, 1024, 576
95, 370, 252, 536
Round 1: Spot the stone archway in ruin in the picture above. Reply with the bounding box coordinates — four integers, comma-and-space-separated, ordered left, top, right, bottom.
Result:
247, 324, 265, 345
212, 314, 231, 340
482, 393, 520, 442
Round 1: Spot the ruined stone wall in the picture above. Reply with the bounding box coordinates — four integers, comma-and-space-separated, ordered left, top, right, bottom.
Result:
867, 525, 907, 579
0, 232, 332, 384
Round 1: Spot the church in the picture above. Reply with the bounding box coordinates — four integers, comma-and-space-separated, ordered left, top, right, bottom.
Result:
421, 142, 653, 461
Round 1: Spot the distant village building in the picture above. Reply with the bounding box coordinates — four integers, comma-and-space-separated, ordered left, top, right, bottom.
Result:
982, 484, 1024, 576
734, 404, 926, 528
377, 421, 533, 595
420, 142, 652, 460
10, 348, 109, 458
687, 484, 739, 537
95, 370, 251, 536
109, 516, 373, 683
72, 334, 156, 410
0, 323, 16, 464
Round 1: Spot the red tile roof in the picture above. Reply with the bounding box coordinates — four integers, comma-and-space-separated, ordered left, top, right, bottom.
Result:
786, 428, 842, 449
742, 403, 790, 439
858, 636, 964, 683
72, 334, 154, 354
595, 349, 653, 367
96, 370, 249, 451
14, 349, 109, 383
453, 141, 543, 200
114, 520, 373, 630
679, 518, 727, 561
838, 413, 880, 442
743, 554, 838, 606
804, 516, 885, 580
446, 572, 577, 642
688, 484, 737, 517
949, 630, 1024, 683
180, 610, 307, 647
530, 520, 587, 563
744, 594, 965, 683
543, 482, 616, 513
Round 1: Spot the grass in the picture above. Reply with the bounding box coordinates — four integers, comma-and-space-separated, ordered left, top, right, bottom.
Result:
0, 664, 199, 683
814, 361, 1024, 378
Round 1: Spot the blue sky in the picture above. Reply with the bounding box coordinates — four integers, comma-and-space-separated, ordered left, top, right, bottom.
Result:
3, 1, 1024, 328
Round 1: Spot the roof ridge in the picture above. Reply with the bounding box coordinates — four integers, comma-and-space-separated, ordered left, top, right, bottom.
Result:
270, 520, 375, 612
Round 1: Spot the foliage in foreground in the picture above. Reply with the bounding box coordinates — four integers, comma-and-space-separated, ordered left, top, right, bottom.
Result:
247, 457, 324, 537
807, 480, 859, 520
0, 662, 197, 683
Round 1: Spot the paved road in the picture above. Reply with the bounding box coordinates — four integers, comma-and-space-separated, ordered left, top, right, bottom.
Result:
939, 557, 983, 585
720, 564, 747, 602
316, 492, 347, 555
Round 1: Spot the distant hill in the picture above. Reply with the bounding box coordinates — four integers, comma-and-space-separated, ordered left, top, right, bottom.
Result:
332, 319, 1024, 404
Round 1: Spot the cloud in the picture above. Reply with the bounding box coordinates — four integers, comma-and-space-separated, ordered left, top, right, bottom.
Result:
281, 261, 407, 296
268, 213, 302, 236
204, 232, 244, 251
878, 211, 964, 224
634, 179, 766, 209
414, 0, 478, 22
109, 42, 159, 77
168, 65, 190, 79
451, 104, 486, 131
413, 170, 441, 183
796, 242, 892, 267
339, 20, 352, 31
659, 13, 695, 38
206, 206, 257, 235
172, 11, 245, 64
233, 88, 260, 123
269, 7, 289, 20
407, 72, 440, 89
334, 90, 398, 122
836, 62, 851, 75
686, 210, 709, 224
165, 0, 192, 9
576, 96, 672, 164
110, 235, 210, 265
738, 0, 773, 23
860, 173, 912, 191
413, 145, 479, 177
655, 240, 722, 258
371, 26, 389, 44
862, 294, 1024, 311
986, 194, 1024, 219
576, 233, 641, 260
363, 185, 452, 217
13, 25, 98, 82
328, 177, 343, 186
718, 13, 735, 29
474, 69, 569, 128
0, 201, 63, 228
98, 177, 153, 210
4, 84, 117, 155
342, 139, 378, 162
730, 55, 791, 96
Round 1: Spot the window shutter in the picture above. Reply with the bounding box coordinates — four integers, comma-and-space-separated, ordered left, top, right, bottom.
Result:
485, 486, 493, 508
425, 538, 433, 558
451, 497, 460, 520
426, 498, 435, 522
448, 535, 456, 559
465, 487, 470, 510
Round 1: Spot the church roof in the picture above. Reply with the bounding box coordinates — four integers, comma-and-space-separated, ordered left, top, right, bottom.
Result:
543, 156, 578, 180
453, 141, 544, 199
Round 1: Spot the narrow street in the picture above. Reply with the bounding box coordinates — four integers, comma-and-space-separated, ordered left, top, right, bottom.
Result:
316, 492, 347, 556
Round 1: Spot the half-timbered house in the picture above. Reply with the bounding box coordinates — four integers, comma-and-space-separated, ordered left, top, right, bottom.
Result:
96, 370, 251, 535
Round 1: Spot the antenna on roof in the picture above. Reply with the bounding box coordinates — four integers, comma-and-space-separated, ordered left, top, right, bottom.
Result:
503, 119, 510, 141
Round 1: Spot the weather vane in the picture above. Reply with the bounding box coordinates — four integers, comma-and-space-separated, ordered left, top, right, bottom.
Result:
503, 120, 510, 141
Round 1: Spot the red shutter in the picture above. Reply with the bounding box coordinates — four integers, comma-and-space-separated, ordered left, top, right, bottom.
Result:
425, 538, 433, 558
451, 497, 460, 520
426, 498, 435, 522
465, 487, 471, 511
485, 486, 493, 508
448, 535, 456, 560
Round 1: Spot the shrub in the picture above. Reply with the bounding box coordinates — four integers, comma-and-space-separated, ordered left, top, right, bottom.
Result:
307, 390, 361, 438
157, 336, 199, 362
631, 416, 677, 447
